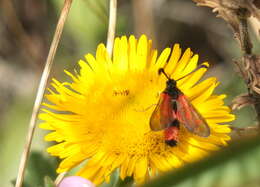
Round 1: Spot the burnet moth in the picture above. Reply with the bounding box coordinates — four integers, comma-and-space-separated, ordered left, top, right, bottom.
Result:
150, 65, 210, 146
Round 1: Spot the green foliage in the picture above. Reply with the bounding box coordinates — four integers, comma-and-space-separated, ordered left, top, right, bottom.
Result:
44, 176, 56, 187
23, 151, 58, 187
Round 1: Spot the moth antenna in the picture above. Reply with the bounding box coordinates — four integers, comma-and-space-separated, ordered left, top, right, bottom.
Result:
158, 68, 171, 80
176, 64, 208, 82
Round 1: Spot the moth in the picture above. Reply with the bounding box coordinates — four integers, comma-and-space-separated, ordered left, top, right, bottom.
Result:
150, 65, 210, 146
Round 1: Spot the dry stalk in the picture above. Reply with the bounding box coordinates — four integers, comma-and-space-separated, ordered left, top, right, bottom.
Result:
193, 0, 260, 133
106, 0, 117, 57
15, 0, 73, 187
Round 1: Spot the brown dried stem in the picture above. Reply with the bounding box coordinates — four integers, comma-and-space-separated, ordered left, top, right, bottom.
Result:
193, 0, 260, 132
15, 1, 73, 187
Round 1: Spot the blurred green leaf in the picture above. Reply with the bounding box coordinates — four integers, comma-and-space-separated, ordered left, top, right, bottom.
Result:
44, 176, 56, 187
98, 169, 133, 187
24, 151, 58, 187
142, 135, 260, 187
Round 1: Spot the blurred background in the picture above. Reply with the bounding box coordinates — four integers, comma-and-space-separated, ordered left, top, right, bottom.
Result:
1, 0, 260, 187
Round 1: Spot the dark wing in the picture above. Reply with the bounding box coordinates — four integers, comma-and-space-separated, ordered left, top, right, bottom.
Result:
150, 93, 176, 131
176, 94, 210, 137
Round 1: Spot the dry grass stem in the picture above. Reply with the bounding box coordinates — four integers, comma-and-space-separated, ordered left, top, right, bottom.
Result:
15, 0, 73, 187
193, 0, 260, 133
106, 0, 117, 57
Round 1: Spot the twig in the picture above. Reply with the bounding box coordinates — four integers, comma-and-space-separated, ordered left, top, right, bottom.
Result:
235, 9, 260, 130
15, 0, 73, 187
106, 0, 117, 57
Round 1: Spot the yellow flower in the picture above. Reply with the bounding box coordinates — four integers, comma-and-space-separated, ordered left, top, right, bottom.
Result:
39, 35, 235, 185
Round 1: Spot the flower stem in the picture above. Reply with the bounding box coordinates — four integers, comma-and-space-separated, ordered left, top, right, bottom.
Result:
15, 0, 73, 187
106, 0, 117, 57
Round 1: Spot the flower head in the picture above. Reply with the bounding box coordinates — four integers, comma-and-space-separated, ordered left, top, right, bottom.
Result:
39, 35, 235, 185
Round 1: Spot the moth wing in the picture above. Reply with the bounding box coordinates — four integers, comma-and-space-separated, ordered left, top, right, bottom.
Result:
150, 93, 176, 131
176, 94, 210, 137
